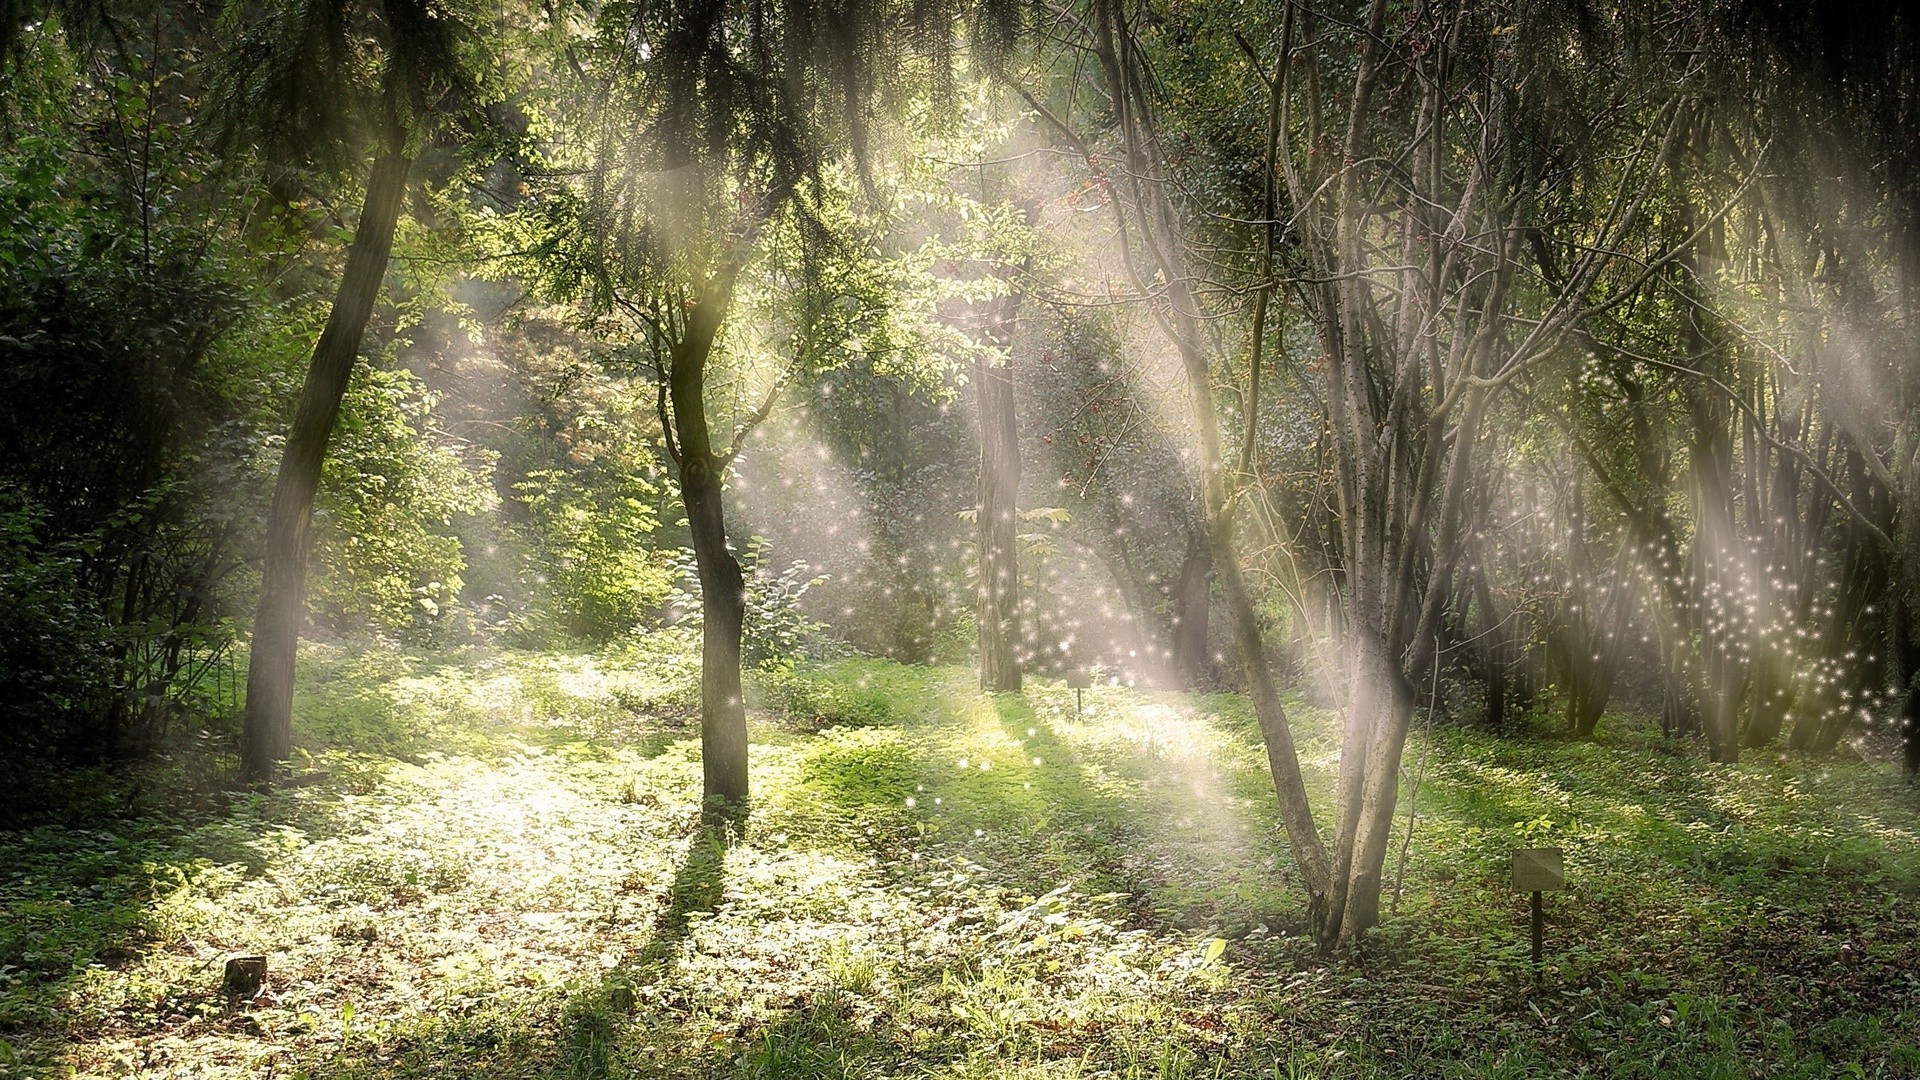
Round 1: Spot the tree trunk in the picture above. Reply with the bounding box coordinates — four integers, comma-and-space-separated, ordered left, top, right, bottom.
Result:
682, 454, 748, 810
1474, 572, 1507, 732
976, 342, 1022, 693
1210, 500, 1331, 911
1332, 633, 1414, 940
240, 145, 411, 784
668, 266, 752, 814
1742, 663, 1790, 748
1185, 338, 1331, 920
1898, 594, 1920, 772
1569, 654, 1611, 738
1077, 0, 1329, 933
1172, 532, 1211, 688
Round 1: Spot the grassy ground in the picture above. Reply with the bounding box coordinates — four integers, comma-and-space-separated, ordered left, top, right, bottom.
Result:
4, 633, 1919, 1078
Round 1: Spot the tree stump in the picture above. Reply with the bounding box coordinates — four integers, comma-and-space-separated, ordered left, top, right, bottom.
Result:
222, 955, 267, 999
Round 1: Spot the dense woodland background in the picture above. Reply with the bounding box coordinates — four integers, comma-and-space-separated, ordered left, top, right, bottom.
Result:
3, 0, 1920, 1075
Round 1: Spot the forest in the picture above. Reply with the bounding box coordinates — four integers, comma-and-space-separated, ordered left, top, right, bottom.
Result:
2, 0, 1918, 1075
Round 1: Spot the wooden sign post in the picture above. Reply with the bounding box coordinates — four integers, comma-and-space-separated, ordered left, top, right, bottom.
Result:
1511, 847, 1564, 975
1065, 668, 1092, 719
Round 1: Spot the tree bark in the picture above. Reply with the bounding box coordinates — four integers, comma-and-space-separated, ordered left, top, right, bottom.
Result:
682, 454, 748, 810
240, 145, 411, 784
1172, 532, 1211, 687
669, 268, 751, 814
976, 313, 1023, 693
1473, 572, 1508, 732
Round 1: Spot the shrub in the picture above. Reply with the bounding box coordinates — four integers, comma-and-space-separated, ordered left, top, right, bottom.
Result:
0, 497, 113, 768
514, 469, 676, 641
753, 666, 895, 732
665, 539, 827, 667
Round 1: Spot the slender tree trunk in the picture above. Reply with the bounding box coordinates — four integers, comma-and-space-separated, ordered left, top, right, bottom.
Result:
1172, 532, 1211, 687
1882, 589, 1916, 751
1333, 632, 1413, 939
669, 268, 751, 813
1743, 663, 1789, 748
976, 327, 1022, 692
1898, 593, 1920, 772
1570, 653, 1611, 738
1072, 0, 1329, 933
240, 145, 411, 784
682, 453, 748, 810
1185, 338, 1331, 918
1473, 573, 1507, 732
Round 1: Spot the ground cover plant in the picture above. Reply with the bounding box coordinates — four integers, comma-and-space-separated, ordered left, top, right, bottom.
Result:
4, 642, 1916, 1078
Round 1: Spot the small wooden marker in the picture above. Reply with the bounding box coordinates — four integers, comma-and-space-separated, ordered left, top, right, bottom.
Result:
222, 954, 267, 999
1065, 668, 1092, 718
1511, 847, 1564, 976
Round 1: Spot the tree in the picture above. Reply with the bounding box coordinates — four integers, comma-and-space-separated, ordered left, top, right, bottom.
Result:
1023, 0, 1712, 944
215, 0, 489, 782
556, 0, 1021, 814
0, 0, 271, 784
975, 255, 1026, 692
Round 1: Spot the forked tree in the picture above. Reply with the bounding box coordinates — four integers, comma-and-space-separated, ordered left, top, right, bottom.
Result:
1022, 0, 1711, 943
563, 0, 1021, 813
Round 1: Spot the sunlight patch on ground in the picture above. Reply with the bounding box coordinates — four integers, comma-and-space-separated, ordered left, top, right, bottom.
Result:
10, 648, 1920, 1077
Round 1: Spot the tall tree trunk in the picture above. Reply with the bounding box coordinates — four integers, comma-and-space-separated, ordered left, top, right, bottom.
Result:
1898, 591, 1920, 772
1186, 339, 1332, 920
669, 268, 751, 814
1072, 0, 1329, 934
1332, 631, 1414, 939
682, 453, 748, 810
240, 145, 411, 784
976, 326, 1022, 692
1473, 572, 1507, 732
1172, 532, 1211, 687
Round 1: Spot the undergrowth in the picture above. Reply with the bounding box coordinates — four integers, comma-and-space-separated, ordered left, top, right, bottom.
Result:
2, 641, 1917, 1077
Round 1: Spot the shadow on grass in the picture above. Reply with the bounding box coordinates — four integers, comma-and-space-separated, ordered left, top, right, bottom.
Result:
634, 815, 734, 970
0, 783, 290, 1069
289, 817, 737, 1080
765, 673, 1305, 934
982, 690, 1138, 882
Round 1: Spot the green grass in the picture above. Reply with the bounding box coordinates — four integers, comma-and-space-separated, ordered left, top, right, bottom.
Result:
3, 639, 1918, 1077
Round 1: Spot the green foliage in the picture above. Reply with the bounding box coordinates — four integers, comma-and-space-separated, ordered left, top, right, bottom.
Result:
309, 366, 495, 638
752, 663, 896, 732
0, 496, 112, 769
797, 726, 920, 807
666, 538, 826, 667
8, 640, 1918, 1077
209, 0, 498, 175
0, 61, 267, 775
513, 468, 675, 641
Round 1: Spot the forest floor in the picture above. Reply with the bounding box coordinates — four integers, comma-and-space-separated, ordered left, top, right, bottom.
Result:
4, 632, 1920, 1078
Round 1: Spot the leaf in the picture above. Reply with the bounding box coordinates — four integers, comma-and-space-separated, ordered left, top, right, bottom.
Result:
1200, 937, 1227, 965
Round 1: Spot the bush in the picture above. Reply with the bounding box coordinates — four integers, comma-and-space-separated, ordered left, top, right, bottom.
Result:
308, 367, 496, 639
0, 132, 253, 785
514, 469, 676, 641
752, 666, 895, 732
0, 498, 113, 768
665, 539, 827, 667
